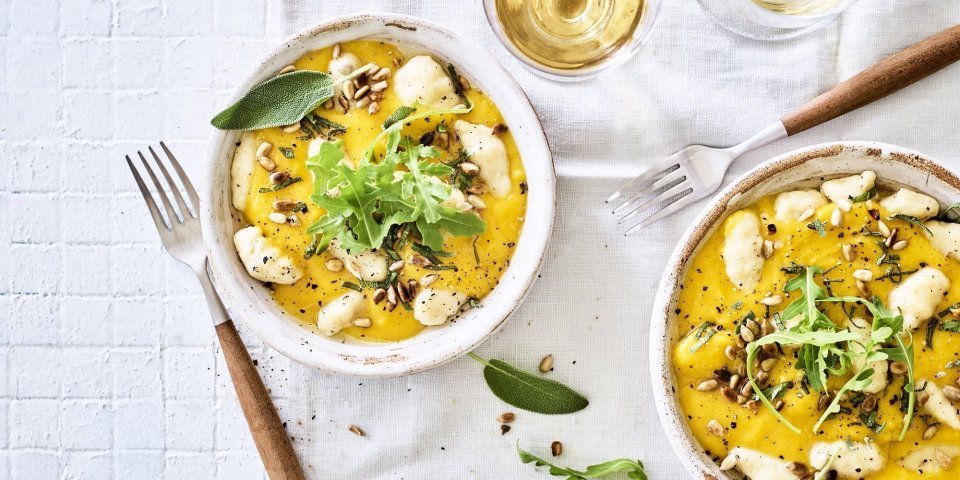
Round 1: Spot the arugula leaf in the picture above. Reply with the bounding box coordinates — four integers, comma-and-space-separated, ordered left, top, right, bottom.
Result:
212, 71, 336, 130
517, 444, 647, 480
888, 214, 933, 235
468, 353, 588, 414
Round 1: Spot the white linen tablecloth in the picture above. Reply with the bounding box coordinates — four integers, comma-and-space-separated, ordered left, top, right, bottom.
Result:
271, 1, 960, 479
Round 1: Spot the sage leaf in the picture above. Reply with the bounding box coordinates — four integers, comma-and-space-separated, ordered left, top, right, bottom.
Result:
383, 105, 416, 129
211, 71, 334, 131
517, 444, 647, 480
468, 353, 588, 414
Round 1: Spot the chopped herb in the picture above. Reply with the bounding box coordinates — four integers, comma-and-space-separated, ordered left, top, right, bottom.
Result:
437, 121, 447, 133
807, 219, 827, 237
688, 321, 718, 353
942, 320, 960, 332
757, 381, 793, 401
303, 234, 320, 259
292, 201, 309, 213
946, 360, 960, 369
304, 114, 347, 137
278, 146, 295, 158
342, 281, 362, 292
850, 186, 878, 203
445, 64, 470, 105
939, 202, 960, 221
411, 243, 454, 264
858, 409, 886, 434
732, 300, 743, 310
472, 236, 480, 264
423, 264, 458, 271
517, 444, 648, 480
258, 176, 302, 193
781, 262, 804, 274
383, 105, 416, 129
888, 214, 933, 235
926, 318, 939, 348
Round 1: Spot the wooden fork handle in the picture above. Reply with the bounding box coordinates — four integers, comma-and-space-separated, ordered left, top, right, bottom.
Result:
217, 320, 306, 480
782, 24, 960, 136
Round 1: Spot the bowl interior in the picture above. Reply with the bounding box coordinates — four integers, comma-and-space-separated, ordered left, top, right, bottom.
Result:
202, 14, 555, 377
649, 142, 960, 478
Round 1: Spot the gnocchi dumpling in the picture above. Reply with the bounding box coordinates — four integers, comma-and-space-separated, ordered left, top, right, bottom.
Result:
329, 239, 389, 282
722, 447, 795, 480
898, 446, 960, 474
820, 171, 876, 203
233, 226, 303, 284
880, 188, 940, 220
721, 210, 764, 291
413, 288, 468, 326
920, 380, 960, 430
231, 132, 257, 211
317, 291, 365, 336
393, 55, 460, 109
887, 267, 950, 331
773, 189, 827, 222
924, 220, 960, 260
454, 120, 511, 197
809, 441, 885, 478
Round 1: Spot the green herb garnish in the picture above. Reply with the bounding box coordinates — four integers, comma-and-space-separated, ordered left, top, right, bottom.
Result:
942, 320, 960, 332
258, 176, 302, 193
757, 381, 794, 401
688, 322, 717, 353
468, 353, 588, 414
850, 186, 878, 203
807, 219, 827, 237
342, 281, 362, 292
926, 318, 939, 348
278, 146, 295, 158
888, 214, 933, 235
212, 71, 337, 131
858, 409, 886, 434
303, 234, 320, 259
517, 444, 647, 480
382, 105, 417, 129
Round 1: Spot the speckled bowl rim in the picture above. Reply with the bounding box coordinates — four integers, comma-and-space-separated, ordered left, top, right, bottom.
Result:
648, 141, 960, 479
201, 13, 556, 377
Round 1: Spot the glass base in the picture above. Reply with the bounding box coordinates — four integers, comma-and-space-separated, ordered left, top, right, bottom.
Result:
696, 0, 837, 41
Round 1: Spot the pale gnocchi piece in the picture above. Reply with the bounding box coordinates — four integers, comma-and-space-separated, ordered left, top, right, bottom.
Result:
233, 226, 303, 284
329, 239, 389, 282
887, 267, 950, 331
898, 445, 960, 474
231, 132, 258, 211
329, 52, 360, 80
393, 55, 460, 109
924, 220, 960, 261
879, 188, 940, 220
809, 441, 885, 478
722, 447, 795, 480
920, 380, 960, 430
773, 189, 828, 222
722, 210, 764, 291
316, 291, 365, 336
413, 288, 468, 326
848, 318, 888, 394
454, 120, 511, 197
307, 138, 355, 168
442, 187, 467, 209
820, 171, 876, 203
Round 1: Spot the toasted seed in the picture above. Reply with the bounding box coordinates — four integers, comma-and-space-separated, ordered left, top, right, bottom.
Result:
923, 425, 938, 440
720, 385, 737, 402
761, 358, 777, 372
762, 343, 779, 357
278, 64, 296, 75
707, 419, 725, 437
397, 281, 411, 303
281, 122, 301, 134
797, 209, 815, 222
268, 212, 287, 224
459, 161, 480, 176
256, 141, 273, 157
373, 288, 386, 304
774, 400, 785, 411
740, 326, 756, 343
885, 228, 899, 248
354, 84, 370, 100
467, 194, 487, 210
356, 97, 370, 109
729, 374, 741, 390
368, 101, 380, 115
918, 391, 930, 408
697, 379, 719, 391
756, 371, 769, 384
419, 131, 436, 146
348, 424, 364, 436
437, 131, 450, 149
370, 80, 389, 92
842, 243, 854, 262
286, 215, 300, 227
878, 220, 891, 237
409, 255, 431, 267
325, 259, 344, 272
338, 94, 350, 111
342, 80, 356, 100
828, 209, 842, 227
406, 279, 418, 298
739, 382, 753, 397
761, 295, 782, 306
761, 318, 775, 336
332, 43, 341, 59
724, 345, 739, 361
359, 62, 378, 76
387, 284, 397, 304
421, 273, 439, 286
720, 454, 738, 471
890, 361, 908, 375
371, 67, 391, 81
500, 424, 511, 435
388, 260, 404, 272
892, 240, 908, 251
257, 155, 276, 171
786, 461, 809, 476
736, 363, 746, 377
497, 412, 515, 423
270, 170, 290, 184
744, 399, 759, 411
861, 394, 877, 412
368, 92, 383, 101
539, 354, 554, 372
273, 199, 297, 211
943, 385, 960, 401
352, 318, 371, 328
817, 393, 832, 411
323, 99, 334, 109
392, 57, 401, 68
762, 239, 775, 259
856, 279, 871, 297
836, 198, 852, 212
853, 269, 874, 281
551, 441, 562, 457
934, 448, 952, 468
491, 123, 508, 136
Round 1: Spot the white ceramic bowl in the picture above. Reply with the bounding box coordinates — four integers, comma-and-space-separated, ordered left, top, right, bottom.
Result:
648, 142, 960, 478
202, 13, 555, 377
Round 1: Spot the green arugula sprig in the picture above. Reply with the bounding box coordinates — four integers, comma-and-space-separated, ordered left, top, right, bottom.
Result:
517, 444, 647, 480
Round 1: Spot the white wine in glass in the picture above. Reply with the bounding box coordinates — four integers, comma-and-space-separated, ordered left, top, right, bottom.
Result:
484, 0, 659, 80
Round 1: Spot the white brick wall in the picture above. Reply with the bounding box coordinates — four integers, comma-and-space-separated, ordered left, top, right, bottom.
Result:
1, 0, 284, 477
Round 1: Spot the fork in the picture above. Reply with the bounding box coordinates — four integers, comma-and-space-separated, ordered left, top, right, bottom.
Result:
126, 142, 305, 480
609, 24, 960, 233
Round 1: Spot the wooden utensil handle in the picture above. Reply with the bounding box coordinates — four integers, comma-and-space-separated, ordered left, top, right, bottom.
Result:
782, 24, 960, 136
217, 321, 306, 480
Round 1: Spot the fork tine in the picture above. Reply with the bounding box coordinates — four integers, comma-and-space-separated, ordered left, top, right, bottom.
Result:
612, 168, 684, 214
160, 141, 201, 214
619, 181, 690, 224
605, 162, 678, 204
126, 155, 171, 231
624, 189, 695, 235
148, 146, 193, 219
138, 151, 182, 224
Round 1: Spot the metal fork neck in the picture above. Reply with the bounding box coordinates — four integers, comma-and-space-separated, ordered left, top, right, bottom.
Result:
726, 120, 789, 159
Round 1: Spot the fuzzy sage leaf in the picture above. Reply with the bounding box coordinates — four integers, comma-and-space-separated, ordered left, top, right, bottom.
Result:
468, 353, 588, 414
211, 71, 335, 131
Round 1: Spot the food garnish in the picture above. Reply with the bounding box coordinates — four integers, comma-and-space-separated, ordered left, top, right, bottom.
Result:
517, 443, 648, 480
468, 353, 588, 415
